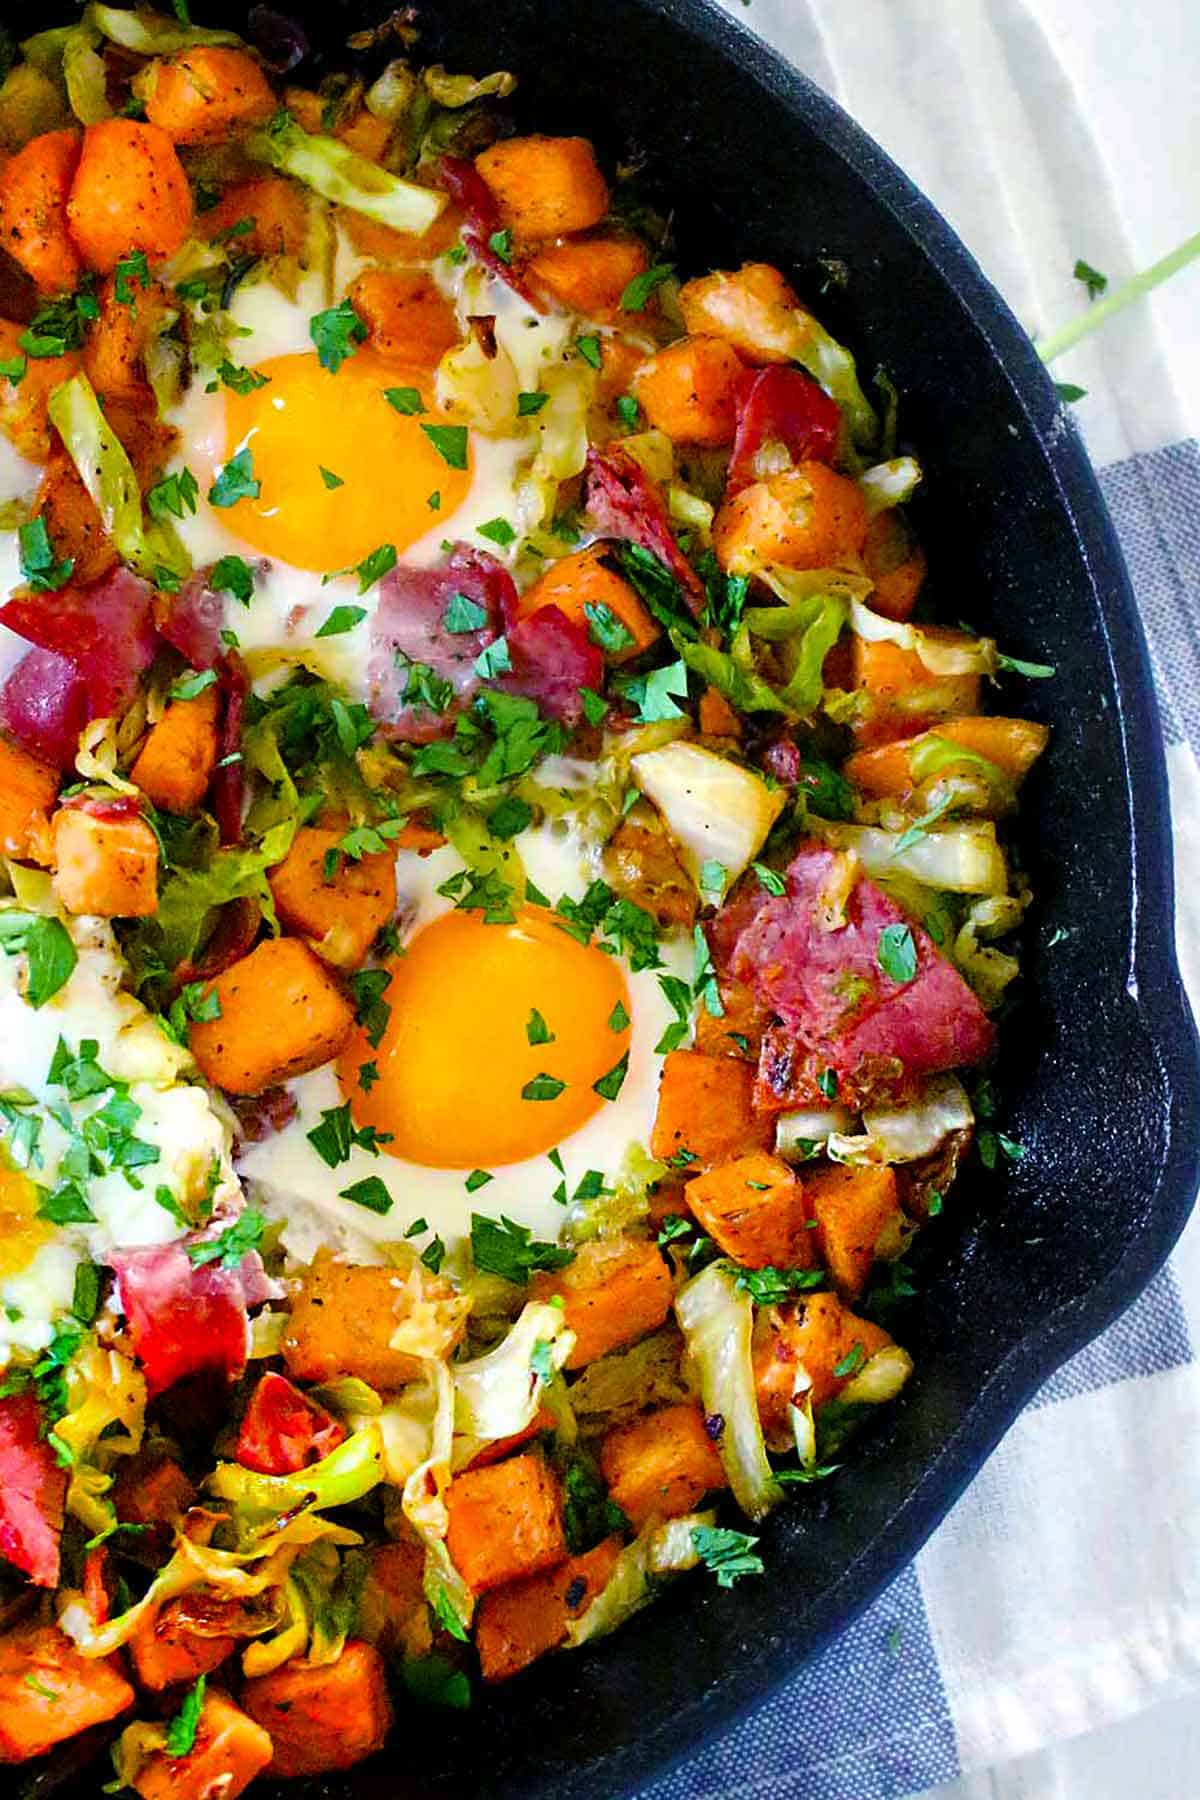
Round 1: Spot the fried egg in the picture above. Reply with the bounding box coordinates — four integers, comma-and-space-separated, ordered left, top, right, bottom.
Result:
239, 820, 689, 1265
0, 921, 241, 1361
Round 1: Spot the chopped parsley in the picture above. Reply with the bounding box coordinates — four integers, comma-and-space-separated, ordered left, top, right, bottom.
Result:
310, 298, 367, 372
691, 1525, 764, 1587
165, 1676, 206, 1758
584, 601, 636, 656
316, 604, 367, 638
187, 1210, 266, 1269
209, 448, 260, 509
209, 554, 254, 604
319, 465, 344, 489
517, 389, 549, 416
621, 263, 674, 311
526, 1008, 555, 1046
384, 386, 425, 416
876, 922, 917, 985
338, 1176, 393, 1214
146, 467, 199, 523
470, 1213, 573, 1282
592, 1052, 629, 1102
18, 517, 73, 593
521, 1072, 565, 1101
477, 516, 516, 547
735, 1266, 824, 1305
307, 1102, 392, 1168
350, 968, 393, 1048
444, 592, 489, 634
1074, 258, 1108, 300
576, 334, 602, 370
420, 423, 469, 469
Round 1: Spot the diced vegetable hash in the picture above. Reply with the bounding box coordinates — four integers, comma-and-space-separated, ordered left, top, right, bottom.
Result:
0, 9, 1049, 1792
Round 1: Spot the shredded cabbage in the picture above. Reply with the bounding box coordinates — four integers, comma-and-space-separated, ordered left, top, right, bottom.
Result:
631, 741, 785, 894
205, 1423, 386, 1529
859, 456, 922, 516
847, 597, 996, 677
451, 1300, 574, 1450
562, 1142, 666, 1244
818, 819, 1008, 896
564, 1511, 714, 1647
952, 892, 1028, 1007
827, 1074, 974, 1166
87, 3, 243, 52
422, 64, 517, 107
568, 1329, 690, 1431
249, 112, 445, 235
743, 580, 848, 715
47, 374, 147, 574
148, 817, 298, 971
791, 309, 879, 448
678, 632, 787, 716
675, 1261, 783, 1521
62, 22, 110, 125
840, 1344, 913, 1406
401, 1359, 475, 1635
774, 1107, 851, 1161
55, 1343, 146, 1537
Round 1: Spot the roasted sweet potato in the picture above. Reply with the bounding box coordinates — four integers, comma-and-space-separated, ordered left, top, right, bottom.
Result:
678, 261, 802, 365
594, 336, 645, 407
692, 977, 770, 1061
844, 716, 1050, 797
67, 120, 193, 273
0, 127, 82, 293
850, 631, 982, 744
0, 1622, 133, 1762
685, 1150, 813, 1270
83, 270, 172, 401
698, 685, 740, 738
33, 453, 117, 586
862, 509, 927, 622
0, 734, 57, 860
476, 1535, 623, 1681
475, 135, 609, 241
130, 688, 220, 815
520, 545, 658, 662
358, 1536, 432, 1660
131, 1690, 273, 1800
52, 803, 159, 917
337, 200, 464, 265
0, 321, 81, 461
530, 1236, 673, 1370
603, 819, 696, 930
281, 1247, 467, 1389
650, 1049, 773, 1169
348, 269, 459, 366
113, 1446, 196, 1529
242, 1641, 392, 1780
283, 87, 391, 161
445, 1452, 566, 1594
804, 1162, 904, 1300
599, 1402, 726, 1528
753, 1290, 893, 1446
713, 462, 868, 574
527, 235, 648, 319
189, 937, 354, 1093
633, 336, 745, 446
140, 48, 277, 146
199, 176, 310, 261
267, 824, 397, 970
129, 1600, 237, 1692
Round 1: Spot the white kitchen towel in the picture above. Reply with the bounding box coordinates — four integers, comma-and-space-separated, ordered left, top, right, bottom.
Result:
634, 1, 1200, 1794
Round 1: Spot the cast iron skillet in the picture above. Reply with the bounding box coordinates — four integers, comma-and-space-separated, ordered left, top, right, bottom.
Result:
32, 0, 1200, 1793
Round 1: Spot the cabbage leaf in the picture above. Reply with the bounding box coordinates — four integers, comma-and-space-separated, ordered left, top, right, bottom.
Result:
674, 1261, 783, 1521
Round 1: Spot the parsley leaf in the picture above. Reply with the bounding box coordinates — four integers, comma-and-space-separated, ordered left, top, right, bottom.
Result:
487, 795, 533, 839
146, 467, 199, 523
522, 1072, 565, 1101
420, 424, 469, 469
877, 923, 917, 985
691, 1525, 764, 1587
310, 298, 367, 372
593, 1052, 629, 1102
576, 334, 602, 370
209, 554, 254, 604
444, 592, 489, 633
316, 604, 367, 638
350, 968, 392, 1048
581, 686, 608, 726
18, 517, 73, 593
113, 249, 150, 306
319, 465, 344, 489
608, 999, 629, 1032
187, 1210, 265, 1269
307, 1102, 392, 1168
517, 389, 549, 416
735, 1265, 824, 1305
1074, 257, 1108, 300
355, 543, 397, 593
169, 668, 218, 701
166, 1675, 206, 1758
384, 385, 424, 416
209, 448, 260, 509
470, 1213, 573, 1282
477, 516, 516, 547
338, 1176, 393, 1214
995, 651, 1056, 679
621, 263, 674, 310
1054, 382, 1087, 404
0, 914, 77, 1007
526, 1008, 554, 1046
584, 601, 636, 656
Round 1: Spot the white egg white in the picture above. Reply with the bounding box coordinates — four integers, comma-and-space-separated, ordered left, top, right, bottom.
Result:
239, 818, 691, 1266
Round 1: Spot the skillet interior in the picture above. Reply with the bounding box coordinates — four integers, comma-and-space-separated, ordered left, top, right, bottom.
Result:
23, 0, 1200, 1793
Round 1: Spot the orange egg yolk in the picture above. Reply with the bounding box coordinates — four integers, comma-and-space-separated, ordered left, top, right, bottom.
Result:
339, 906, 632, 1169
220, 350, 472, 571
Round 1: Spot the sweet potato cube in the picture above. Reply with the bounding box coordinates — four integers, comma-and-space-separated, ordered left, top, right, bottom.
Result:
713, 463, 868, 575
52, 805, 158, 917
476, 1536, 623, 1681
650, 1049, 773, 1169
140, 47, 276, 146
527, 235, 647, 320
604, 820, 696, 931
358, 1536, 432, 1660
753, 1291, 893, 1446
267, 824, 398, 970
519, 545, 658, 661
678, 261, 802, 365
444, 1453, 566, 1595
112, 1447, 196, 1527
0, 321, 81, 461
851, 631, 981, 744
0, 1622, 133, 1763
0, 734, 57, 860
129, 1600, 236, 1692
692, 977, 769, 1061
242, 1640, 392, 1780
130, 687, 220, 815
599, 1402, 727, 1528
189, 937, 354, 1094
199, 176, 310, 260
804, 1162, 903, 1299
282, 1248, 466, 1390
530, 1236, 672, 1370
475, 135, 609, 240
633, 335, 745, 446
349, 269, 459, 366
844, 716, 1050, 798
131, 1690, 272, 1800
685, 1150, 812, 1270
